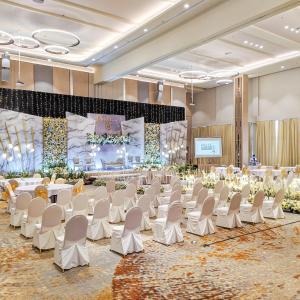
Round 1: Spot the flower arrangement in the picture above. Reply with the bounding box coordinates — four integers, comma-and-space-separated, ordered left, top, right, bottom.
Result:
115, 183, 127, 190
93, 179, 106, 186
160, 186, 165, 193
181, 186, 188, 194
137, 187, 145, 195
87, 133, 131, 145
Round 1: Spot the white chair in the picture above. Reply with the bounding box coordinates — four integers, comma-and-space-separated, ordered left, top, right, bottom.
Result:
136, 195, 151, 231
144, 187, 157, 217
128, 177, 138, 188
109, 190, 126, 223
54, 215, 89, 271
216, 193, 242, 229
158, 184, 181, 206
87, 199, 111, 240
33, 205, 63, 251
56, 189, 72, 220
84, 157, 95, 171
65, 194, 89, 221
186, 196, 215, 236
10, 192, 32, 227
213, 180, 224, 200
185, 187, 208, 217
240, 190, 265, 223
124, 183, 137, 211
153, 201, 183, 245
110, 207, 143, 256
157, 190, 182, 219
73, 157, 82, 170
106, 180, 115, 194
21, 197, 46, 238
214, 185, 229, 214
87, 186, 109, 215
183, 181, 203, 208
262, 189, 285, 219
50, 173, 57, 184
151, 181, 161, 207
241, 184, 250, 204
286, 172, 294, 188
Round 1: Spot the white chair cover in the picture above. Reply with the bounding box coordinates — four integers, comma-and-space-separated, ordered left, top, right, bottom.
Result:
109, 190, 126, 223
183, 181, 203, 208
106, 180, 115, 194
185, 187, 208, 217
136, 195, 151, 231
87, 186, 108, 214
56, 189, 72, 220
124, 183, 137, 211
21, 197, 46, 238
6, 183, 17, 213
187, 196, 215, 236
216, 193, 242, 228
213, 185, 229, 214
54, 215, 89, 271
241, 184, 250, 204
262, 189, 285, 219
213, 180, 224, 200
110, 207, 143, 255
153, 202, 183, 245
151, 182, 161, 207
10, 192, 32, 227
144, 187, 157, 217
87, 199, 111, 240
240, 190, 265, 223
65, 194, 89, 221
157, 190, 181, 219
33, 205, 63, 250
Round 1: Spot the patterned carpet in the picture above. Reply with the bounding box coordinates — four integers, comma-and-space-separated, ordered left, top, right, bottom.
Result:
0, 199, 300, 300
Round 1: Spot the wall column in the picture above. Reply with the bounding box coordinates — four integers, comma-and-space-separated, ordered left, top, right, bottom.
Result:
234, 75, 248, 167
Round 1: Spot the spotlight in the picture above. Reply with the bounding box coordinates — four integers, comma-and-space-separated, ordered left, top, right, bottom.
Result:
184, 3, 190, 9
143, 28, 148, 33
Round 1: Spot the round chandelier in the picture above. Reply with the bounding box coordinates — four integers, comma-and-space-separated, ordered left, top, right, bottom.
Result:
0, 30, 14, 45
32, 29, 80, 47
44, 45, 69, 55
179, 70, 209, 80
14, 36, 40, 49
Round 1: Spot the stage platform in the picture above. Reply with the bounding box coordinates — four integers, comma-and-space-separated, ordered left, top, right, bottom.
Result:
84, 168, 142, 181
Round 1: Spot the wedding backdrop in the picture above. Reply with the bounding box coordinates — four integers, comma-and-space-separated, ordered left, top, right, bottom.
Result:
0, 88, 187, 173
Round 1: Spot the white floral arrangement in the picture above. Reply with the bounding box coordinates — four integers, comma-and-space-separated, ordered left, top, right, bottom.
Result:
87, 133, 131, 145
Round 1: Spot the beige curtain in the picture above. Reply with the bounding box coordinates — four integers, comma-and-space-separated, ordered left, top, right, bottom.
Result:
192, 124, 234, 166
278, 119, 300, 166
255, 120, 276, 166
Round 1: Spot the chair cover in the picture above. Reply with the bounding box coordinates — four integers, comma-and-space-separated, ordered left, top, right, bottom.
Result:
124, 183, 137, 211
187, 196, 215, 236
183, 181, 203, 208
10, 192, 32, 227
109, 190, 126, 223
153, 202, 183, 245
144, 187, 157, 217
50, 173, 57, 184
185, 187, 208, 217
33, 173, 42, 178
240, 190, 265, 223
35, 185, 49, 201
87, 186, 109, 214
54, 215, 89, 271
65, 194, 89, 221
55, 178, 66, 184
87, 199, 111, 240
216, 193, 242, 229
151, 182, 161, 207
41, 177, 50, 185
110, 207, 143, 255
157, 190, 182, 219
33, 205, 63, 250
72, 179, 84, 195
21, 197, 46, 238
56, 189, 72, 220
136, 195, 151, 230
214, 185, 229, 214
5, 183, 17, 213
241, 184, 251, 204
213, 180, 224, 200
106, 180, 115, 194
8, 179, 19, 191
262, 189, 285, 219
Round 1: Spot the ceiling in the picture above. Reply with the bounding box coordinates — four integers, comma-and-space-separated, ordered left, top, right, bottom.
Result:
0, 0, 182, 64
137, 5, 300, 88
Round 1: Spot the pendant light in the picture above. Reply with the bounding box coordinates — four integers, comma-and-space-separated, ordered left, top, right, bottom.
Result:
190, 78, 195, 106
16, 47, 24, 87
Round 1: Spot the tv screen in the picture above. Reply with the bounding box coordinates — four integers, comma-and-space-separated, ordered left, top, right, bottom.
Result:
194, 137, 222, 158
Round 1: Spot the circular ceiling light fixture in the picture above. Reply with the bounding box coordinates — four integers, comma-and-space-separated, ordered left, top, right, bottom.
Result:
209, 69, 239, 78
179, 70, 208, 80
14, 36, 40, 49
0, 30, 14, 45
216, 79, 233, 85
32, 29, 80, 47
44, 45, 69, 55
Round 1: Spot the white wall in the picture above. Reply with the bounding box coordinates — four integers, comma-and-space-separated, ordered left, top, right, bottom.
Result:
192, 67, 300, 127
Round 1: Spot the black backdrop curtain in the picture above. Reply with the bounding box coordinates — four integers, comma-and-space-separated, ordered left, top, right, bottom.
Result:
0, 88, 185, 123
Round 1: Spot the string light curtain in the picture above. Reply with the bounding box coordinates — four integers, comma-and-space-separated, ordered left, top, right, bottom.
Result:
192, 124, 234, 166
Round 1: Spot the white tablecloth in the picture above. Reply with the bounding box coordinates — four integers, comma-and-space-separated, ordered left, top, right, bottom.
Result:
215, 167, 240, 176
15, 184, 73, 197
0, 178, 43, 188
250, 169, 281, 178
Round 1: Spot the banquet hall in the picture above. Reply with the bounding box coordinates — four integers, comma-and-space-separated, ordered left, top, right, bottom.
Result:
0, 0, 300, 299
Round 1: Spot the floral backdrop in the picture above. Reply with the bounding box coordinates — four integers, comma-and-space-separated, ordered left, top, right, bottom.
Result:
43, 118, 67, 169
144, 123, 160, 164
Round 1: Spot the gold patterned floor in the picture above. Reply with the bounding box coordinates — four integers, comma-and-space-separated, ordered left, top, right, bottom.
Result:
0, 199, 300, 300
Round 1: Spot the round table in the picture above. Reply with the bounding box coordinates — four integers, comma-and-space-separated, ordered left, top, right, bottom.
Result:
0, 177, 43, 188
15, 184, 73, 197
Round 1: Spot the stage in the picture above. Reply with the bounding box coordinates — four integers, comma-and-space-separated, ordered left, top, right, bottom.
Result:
84, 168, 142, 181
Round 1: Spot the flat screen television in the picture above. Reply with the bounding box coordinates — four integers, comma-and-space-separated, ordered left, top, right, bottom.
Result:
194, 137, 222, 158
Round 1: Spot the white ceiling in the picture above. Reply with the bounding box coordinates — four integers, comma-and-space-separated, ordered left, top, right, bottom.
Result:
0, 0, 182, 63
138, 5, 300, 87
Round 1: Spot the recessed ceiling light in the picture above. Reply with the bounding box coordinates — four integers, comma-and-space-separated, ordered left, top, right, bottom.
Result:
284, 25, 289, 29
296, 30, 299, 34
290, 28, 295, 32
47, 58, 52, 62
114, 45, 118, 49
249, 42, 253, 46
259, 45, 264, 49
281, 65, 285, 69
92, 58, 96, 61
243, 40, 248, 44
255, 44, 259, 47
143, 28, 148, 33
184, 3, 190, 9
